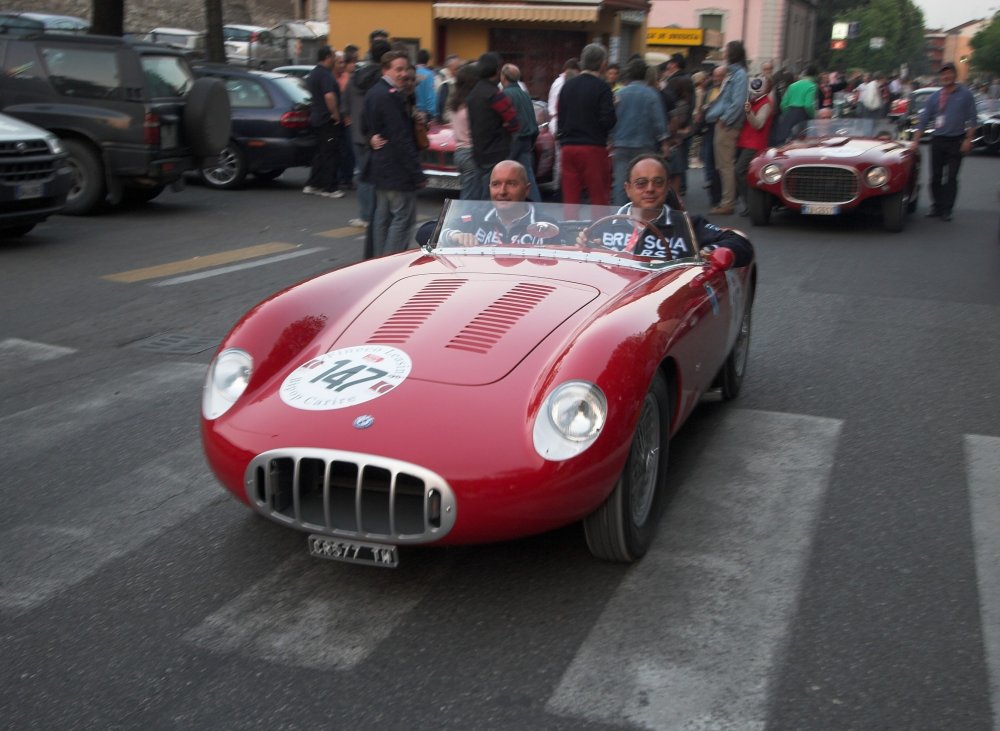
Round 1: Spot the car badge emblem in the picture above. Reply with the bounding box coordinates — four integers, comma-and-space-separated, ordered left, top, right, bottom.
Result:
353, 414, 375, 429
15, 141, 28, 154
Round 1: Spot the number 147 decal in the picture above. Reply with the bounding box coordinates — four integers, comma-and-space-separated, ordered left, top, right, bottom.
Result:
309, 359, 388, 392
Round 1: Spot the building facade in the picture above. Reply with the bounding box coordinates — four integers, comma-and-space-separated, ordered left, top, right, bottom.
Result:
327, 0, 650, 99
646, 0, 816, 72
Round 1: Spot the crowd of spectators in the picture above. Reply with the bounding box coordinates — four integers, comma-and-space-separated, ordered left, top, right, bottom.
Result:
307, 27, 992, 252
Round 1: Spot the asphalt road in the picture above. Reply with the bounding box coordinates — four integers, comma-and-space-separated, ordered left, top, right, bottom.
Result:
1, 156, 999, 730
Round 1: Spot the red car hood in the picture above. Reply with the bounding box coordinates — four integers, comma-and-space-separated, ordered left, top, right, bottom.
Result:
333, 272, 600, 386
776, 136, 907, 161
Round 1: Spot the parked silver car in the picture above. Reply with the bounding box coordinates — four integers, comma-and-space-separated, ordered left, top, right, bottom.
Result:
223, 24, 285, 69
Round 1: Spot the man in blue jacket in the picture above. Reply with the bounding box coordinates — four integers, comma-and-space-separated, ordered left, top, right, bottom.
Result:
362, 50, 426, 256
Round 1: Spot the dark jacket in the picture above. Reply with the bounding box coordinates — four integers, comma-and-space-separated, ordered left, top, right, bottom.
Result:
557, 72, 616, 146
594, 204, 754, 265
361, 78, 425, 191
467, 78, 519, 168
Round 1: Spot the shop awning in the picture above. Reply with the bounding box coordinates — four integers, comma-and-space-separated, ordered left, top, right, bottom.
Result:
433, 3, 600, 22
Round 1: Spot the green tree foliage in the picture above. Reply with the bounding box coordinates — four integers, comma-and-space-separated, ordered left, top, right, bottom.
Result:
971, 12, 1000, 76
827, 0, 927, 76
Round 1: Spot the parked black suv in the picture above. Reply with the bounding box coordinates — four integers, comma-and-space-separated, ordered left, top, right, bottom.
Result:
0, 30, 229, 214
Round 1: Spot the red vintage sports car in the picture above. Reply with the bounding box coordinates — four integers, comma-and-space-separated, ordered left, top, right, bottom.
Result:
201, 201, 756, 567
421, 100, 555, 191
748, 118, 920, 232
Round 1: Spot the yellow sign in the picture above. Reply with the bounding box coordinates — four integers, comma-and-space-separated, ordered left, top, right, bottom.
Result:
646, 28, 705, 46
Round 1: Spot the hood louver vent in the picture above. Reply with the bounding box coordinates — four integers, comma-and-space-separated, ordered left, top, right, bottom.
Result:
446, 282, 556, 354
368, 279, 467, 344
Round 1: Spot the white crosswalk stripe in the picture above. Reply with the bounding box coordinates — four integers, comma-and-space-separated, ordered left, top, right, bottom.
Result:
0, 337, 76, 366
546, 409, 842, 730
0, 362, 205, 459
0, 361, 211, 612
0, 441, 216, 612
965, 434, 1000, 731
184, 553, 450, 670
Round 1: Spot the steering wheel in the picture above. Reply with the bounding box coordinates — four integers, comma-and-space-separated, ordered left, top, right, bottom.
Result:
579, 214, 671, 255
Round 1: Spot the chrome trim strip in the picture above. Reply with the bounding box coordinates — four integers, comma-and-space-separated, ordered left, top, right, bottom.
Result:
244, 448, 456, 544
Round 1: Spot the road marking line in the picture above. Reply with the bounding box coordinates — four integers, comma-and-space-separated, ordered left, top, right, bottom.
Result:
316, 226, 365, 238
0, 362, 205, 459
0, 338, 76, 364
185, 553, 450, 670
0, 440, 214, 612
153, 247, 326, 286
965, 434, 1000, 730
102, 242, 301, 283
547, 409, 843, 730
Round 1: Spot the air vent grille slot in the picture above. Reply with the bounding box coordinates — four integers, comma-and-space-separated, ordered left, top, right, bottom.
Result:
368, 279, 466, 344
446, 282, 556, 354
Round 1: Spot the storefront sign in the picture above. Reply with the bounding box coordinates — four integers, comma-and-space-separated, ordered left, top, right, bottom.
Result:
646, 28, 705, 46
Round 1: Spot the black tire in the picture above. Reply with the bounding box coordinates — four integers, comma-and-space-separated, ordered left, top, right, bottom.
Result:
254, 168, 285, 182
120, 185, 165, 206
1, 223, 36, 237
749, 188, 771, 226
201, 143, 247, 190
185, 77, 231, 158
719, 295, 752, 400
62, 139, 105, 215
882, 191, 905, 232
584, 371, 671, 562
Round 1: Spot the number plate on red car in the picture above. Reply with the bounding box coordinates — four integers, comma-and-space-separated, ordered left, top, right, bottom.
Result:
307, 535, 399, 568
802, 204, 840, 215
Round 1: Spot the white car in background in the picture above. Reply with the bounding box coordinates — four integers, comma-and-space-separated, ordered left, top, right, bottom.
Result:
223, 24, 285, 69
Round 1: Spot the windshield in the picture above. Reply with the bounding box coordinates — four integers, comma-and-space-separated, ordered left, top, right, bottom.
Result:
141, 54, 194, 97
797, 118, 896, 140
421, 200, 701, 269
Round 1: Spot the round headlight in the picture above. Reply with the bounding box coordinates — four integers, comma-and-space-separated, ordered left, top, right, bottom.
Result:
202, 348, 252, 420
761, 163, 783, 185
533, 381, 607, 461
865, 166, 889, 188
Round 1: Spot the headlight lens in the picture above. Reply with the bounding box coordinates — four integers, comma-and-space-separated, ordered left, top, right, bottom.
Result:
202, 348, 252, 420
761, 163, 783, 184
865, 166, 889, 188
533, 381, 607, 461
45, 135, 64, 155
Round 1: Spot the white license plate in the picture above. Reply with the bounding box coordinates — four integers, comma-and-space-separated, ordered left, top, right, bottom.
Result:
160, 124, 178, 150
802, 204, 840, 215
16, 182, 43, 200
307, 535, 399, 568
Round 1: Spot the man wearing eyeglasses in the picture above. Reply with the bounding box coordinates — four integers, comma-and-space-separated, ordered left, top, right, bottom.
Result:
592, 154, 753, 263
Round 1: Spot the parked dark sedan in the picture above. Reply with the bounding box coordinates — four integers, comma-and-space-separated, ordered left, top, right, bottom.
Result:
193, 64, 318, 189
974, 96, 1000, 154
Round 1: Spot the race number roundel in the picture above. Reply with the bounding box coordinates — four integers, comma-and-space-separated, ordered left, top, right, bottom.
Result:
280, 345, 412, 411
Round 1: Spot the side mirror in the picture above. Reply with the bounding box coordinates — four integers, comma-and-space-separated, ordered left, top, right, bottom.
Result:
707, 246, 734, 272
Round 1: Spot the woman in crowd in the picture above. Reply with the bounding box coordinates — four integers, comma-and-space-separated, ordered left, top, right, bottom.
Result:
446, 62, 483, 200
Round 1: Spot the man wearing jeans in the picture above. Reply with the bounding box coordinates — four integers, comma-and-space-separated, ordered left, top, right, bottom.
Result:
911, 62, 977, 222
610, 57, 669, 207
362, 51, 426, 256
704, 40, 748, 215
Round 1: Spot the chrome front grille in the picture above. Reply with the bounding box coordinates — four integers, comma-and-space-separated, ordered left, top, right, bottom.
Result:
245, 449, 456, 543
783, 165, 859, 205
0, 159, 58, 183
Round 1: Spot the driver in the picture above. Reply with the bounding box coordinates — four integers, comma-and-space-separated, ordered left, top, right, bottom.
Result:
440, 161, 561, 246
591, 154, 754, 266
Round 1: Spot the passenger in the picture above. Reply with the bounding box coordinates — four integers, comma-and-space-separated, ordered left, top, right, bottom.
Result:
437, 161, 561, 246
588, 154, 754, 265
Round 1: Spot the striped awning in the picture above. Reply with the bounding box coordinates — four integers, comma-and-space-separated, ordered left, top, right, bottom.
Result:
433, 3, 600, 22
